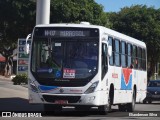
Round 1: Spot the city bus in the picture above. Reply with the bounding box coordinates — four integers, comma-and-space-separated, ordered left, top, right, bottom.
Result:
25, 22, 147, 114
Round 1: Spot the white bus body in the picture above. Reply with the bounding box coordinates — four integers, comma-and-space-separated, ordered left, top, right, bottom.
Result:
27, 23, 147, 114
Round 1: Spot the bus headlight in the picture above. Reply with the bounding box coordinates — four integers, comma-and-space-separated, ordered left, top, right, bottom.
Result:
84, 81, 99, 94
29, 79, 39, 93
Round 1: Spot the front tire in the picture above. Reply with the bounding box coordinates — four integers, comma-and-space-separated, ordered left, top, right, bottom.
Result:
98, 95, 111, 115
98, 105, 108, 115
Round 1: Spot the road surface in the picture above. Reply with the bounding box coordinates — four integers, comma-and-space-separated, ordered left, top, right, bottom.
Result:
0, 80, 160, 120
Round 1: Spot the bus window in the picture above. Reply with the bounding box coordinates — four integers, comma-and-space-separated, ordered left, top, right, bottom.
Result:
114, 39, 120, 66
142, 49, 146, 70
138, 47, 142, 70
127, 43, 132, 68
102, 43, 108, 79
132, 45, 138, 69
121, 41, 127, 67
108, 37, 114, 65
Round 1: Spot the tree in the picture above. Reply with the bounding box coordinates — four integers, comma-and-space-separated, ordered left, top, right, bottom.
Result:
50, 0, 109, 26
0, 0, 109, 77
109, 5, 160, 78
0, 0, 36, 76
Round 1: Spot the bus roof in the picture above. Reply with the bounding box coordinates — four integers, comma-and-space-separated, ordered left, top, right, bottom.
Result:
35, 23, 101, 29
35, 23, 146, 48
102, 27, 146, 48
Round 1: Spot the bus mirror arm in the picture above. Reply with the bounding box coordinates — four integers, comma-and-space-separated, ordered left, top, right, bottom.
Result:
25, 34, 31, 54
108, 45, 112, 57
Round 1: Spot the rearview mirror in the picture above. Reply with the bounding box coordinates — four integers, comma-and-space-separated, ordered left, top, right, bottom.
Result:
25, 44, 30, 54
25, 34, 31, 54
108, 45, 112, 57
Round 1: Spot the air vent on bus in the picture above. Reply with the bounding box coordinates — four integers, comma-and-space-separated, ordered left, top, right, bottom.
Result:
80, 22, 90, 25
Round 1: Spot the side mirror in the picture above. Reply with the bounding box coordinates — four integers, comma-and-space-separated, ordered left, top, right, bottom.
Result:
25, 44, 30, 54
25, 34, 31, 54
108, 45, 112, 57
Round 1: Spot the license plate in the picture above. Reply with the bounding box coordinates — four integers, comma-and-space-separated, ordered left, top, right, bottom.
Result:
54, 100, 68, 104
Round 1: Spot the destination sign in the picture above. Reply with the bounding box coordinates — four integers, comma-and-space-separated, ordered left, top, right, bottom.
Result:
44, 30, 89, 37
34, 27, 99, 38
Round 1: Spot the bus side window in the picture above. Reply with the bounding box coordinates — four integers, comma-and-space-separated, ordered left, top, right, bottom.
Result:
138, 47, 142, 70
108, 37, 114, 65
142, 49, 146, 70
121, 41, 127, 67
114, 39, 120, 66
102, 43, 108, 79
132, 45, 138, 69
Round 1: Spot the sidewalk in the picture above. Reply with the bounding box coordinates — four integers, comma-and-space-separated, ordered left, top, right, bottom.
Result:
0, 75, 15, 81
0, 75, 28, 88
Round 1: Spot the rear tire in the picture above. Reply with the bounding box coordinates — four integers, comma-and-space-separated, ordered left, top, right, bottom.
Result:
118, 104, 127, 112
126, 90, 136, 112
143, 100, 146, 104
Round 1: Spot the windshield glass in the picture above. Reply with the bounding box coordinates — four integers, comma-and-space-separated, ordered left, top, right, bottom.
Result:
31, 38, 98, 79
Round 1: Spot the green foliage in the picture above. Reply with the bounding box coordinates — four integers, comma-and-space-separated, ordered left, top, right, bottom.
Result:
1, 0, 160, 79
0, 0, 109, 60
0, 0, 36, 56
12, 74, 28, 85
0, 0, 36, 76
0, 0, 109, 77
50, 0, 109, 26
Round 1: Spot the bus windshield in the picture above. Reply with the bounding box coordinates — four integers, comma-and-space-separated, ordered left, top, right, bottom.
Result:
31, 38, 98, 80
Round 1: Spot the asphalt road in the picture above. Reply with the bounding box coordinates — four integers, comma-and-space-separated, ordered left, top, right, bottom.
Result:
0, 79, 160, 120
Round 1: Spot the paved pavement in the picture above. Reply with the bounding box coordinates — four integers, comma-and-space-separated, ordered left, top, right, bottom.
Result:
0, 75, 160, 119
0, 75, 28, 88
0, 75, 12, 81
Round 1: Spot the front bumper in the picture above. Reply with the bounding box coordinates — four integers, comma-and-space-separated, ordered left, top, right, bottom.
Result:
29, 89, 108, 106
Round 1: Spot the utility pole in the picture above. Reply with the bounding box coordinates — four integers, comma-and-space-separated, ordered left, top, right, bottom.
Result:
36, 0, 50, 25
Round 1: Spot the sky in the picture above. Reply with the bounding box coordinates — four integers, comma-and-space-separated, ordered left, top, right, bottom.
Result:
95, 0, 160, 12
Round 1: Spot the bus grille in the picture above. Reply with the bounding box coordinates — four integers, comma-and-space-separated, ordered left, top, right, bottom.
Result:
42, 95, 81, 103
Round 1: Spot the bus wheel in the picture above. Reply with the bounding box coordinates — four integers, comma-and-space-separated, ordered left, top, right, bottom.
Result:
107, 95, 112, 112
118, 104, 127, 112
126, 90, 136, 112
98, 105, 108, 115
98, 96, 111, 115
143, 100, 146, 104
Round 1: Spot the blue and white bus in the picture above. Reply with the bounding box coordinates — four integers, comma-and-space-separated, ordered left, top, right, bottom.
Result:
26, 22, 147, 114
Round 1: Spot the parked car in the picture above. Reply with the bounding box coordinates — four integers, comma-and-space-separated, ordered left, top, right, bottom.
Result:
143, 80, 160, 104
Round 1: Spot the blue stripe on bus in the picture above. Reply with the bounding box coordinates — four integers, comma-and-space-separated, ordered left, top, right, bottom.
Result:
121, 74, 132, 90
